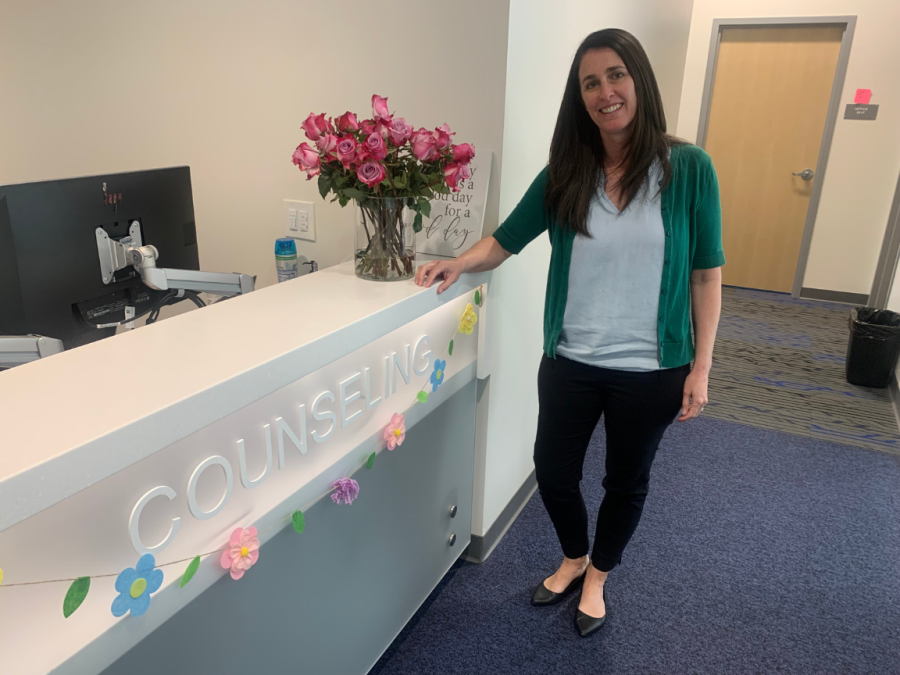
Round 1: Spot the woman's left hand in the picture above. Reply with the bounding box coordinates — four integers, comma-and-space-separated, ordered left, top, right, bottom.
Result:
677, 369, 709, 422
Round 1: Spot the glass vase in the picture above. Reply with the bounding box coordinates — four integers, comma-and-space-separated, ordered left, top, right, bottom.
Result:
354, 196, 415, 281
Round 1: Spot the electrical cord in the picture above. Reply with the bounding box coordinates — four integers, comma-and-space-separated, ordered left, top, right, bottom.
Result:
145, 290, 205, 325
85, 289, 206, 330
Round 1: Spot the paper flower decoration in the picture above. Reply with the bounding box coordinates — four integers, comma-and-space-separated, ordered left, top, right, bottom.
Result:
220, 526, 260, 580
384, 413, 406, 450
430, 359, 446, 393
459, 303, 477, 335
111, 553, 164, 618
331, 477, 360, 505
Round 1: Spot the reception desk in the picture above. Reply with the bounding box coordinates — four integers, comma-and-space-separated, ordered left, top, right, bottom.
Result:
0, 262, 489, 675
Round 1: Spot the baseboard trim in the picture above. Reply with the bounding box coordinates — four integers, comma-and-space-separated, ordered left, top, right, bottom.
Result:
800, 287, 869, 306
464, 470, 537, 563
889, 377, 900, 434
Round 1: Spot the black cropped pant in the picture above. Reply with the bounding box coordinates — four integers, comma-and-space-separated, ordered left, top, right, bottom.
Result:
533, 355, 690, 572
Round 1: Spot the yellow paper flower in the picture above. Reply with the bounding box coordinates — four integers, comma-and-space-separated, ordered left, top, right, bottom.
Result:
459, 303, 478, 335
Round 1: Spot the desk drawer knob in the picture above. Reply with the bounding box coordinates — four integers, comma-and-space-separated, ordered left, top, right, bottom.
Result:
448, 533, 457, 547
449, 505, 458, 518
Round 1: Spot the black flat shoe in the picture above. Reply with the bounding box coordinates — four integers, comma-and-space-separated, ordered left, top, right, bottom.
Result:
575, 586, 608, 637
530, 570, 586, 606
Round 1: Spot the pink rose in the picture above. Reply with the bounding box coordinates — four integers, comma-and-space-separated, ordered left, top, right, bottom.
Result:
292, 142, 321, 180
336, 136, 358, 168
357, 161, 386, 188
411, 127, 438, 162
451, 143, 475, 164
365, 132, 388, 160
336, 111, 359, 132
301, 113, 328, 141
316, 133, 338, 154
433, 123, 455, 150
372, 94, 391, 121
389, 117, 413, 146
443, 162, 470, 192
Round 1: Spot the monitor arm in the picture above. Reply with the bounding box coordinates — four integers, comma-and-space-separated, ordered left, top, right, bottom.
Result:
96, 222, 255, 297
0, 335, 64, 368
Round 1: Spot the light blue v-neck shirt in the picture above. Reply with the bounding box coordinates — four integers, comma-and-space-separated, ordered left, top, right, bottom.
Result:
556, 161, 666, 371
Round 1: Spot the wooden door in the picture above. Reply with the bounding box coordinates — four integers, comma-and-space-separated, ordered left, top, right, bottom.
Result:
704, 26, 843, 292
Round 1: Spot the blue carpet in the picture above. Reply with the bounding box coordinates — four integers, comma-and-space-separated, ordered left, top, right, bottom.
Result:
370, 416, 900, 674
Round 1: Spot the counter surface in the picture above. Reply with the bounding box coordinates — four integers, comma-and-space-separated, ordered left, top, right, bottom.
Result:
0, 263, 488, 532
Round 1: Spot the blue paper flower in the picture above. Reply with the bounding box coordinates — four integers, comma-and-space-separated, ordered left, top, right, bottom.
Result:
430, 359, 447, 393
111, 553, 164, 618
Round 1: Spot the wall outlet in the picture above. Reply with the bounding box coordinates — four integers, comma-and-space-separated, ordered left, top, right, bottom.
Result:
284, 199, 316, 242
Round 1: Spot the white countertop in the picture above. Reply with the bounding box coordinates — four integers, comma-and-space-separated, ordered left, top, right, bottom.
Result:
0, 263, 488, 532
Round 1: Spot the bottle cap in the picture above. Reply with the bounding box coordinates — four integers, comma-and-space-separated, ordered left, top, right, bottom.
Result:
275, 238, 297, 255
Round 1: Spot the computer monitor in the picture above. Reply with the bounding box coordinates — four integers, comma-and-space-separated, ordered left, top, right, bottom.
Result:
0, 167, 200, 349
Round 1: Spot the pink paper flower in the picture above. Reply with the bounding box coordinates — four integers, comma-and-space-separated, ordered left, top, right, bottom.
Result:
433, 123, 455, 150
336, 111, 360, 132
292, 142, 321, 180
357, 161, 386, 188
372, 94, 391, 121
220, 526, 260, 581
336, 136, 358, 168
389, 117, 413, 146
384, 412, 406, 450
316, 133, 338, 154
444, 162, 471, 192
452, 143, 475, 164
411, 128, 438, 162
365, 132, 388, 160
331, 477, 360, 505
301, 113, 329, 141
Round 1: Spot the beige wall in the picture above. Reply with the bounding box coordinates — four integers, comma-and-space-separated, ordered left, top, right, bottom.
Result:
0, 0, 508, 289
474, 0, 695, 539
676, 0, 900, 296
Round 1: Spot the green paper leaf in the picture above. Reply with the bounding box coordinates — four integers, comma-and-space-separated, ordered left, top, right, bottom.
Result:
292, 510, 305, 534
180, 556, 201, 588
474, 289, 481, 306
63, 577, 90, 618
448, 339, 454, 356
413, 212, 423, 233
417, 391, 429, 404
366, 452, 376, 470
317, 174, 332, 200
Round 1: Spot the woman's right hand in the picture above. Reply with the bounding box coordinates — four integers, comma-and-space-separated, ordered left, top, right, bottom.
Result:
415, 259, 464, 294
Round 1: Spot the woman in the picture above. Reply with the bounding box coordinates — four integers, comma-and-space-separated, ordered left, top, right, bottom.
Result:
415, 29, 723, 638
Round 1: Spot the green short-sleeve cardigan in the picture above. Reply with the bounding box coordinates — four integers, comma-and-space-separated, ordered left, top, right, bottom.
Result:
492, 143, 725, 369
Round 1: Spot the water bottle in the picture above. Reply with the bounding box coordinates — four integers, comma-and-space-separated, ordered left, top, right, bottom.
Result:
275, 238, 299, 282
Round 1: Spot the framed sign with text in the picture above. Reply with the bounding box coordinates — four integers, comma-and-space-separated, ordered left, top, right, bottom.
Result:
416, 151, 493, 258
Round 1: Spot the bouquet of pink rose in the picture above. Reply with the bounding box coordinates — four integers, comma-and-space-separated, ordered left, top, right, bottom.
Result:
292, 95, 475, 280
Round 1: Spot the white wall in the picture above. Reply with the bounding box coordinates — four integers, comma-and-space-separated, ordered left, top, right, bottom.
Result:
676, 0, 900, 296
0, 0, 508, 289
474, 0, 695, 539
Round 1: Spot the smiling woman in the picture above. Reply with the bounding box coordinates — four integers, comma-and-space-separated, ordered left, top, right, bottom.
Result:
415, 28, 724, 640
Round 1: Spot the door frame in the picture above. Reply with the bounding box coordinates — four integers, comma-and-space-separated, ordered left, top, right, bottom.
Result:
695, 16, 857, 298
869, 170, 900, 309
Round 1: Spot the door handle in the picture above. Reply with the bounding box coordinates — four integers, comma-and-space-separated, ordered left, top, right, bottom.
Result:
792, 168, 814, 181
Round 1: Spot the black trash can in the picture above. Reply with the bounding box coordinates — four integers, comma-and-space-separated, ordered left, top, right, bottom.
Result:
846, 307, 900, 388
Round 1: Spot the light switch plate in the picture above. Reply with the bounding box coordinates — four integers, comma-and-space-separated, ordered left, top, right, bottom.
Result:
284, 200, 316, 241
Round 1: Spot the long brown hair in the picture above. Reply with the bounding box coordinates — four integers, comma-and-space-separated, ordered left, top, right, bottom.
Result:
546, 29, 681, 234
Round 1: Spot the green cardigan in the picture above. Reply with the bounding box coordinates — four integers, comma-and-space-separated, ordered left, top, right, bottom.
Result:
492, 143, 725, 368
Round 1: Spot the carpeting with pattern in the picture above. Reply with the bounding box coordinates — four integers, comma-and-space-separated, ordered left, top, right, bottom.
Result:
708, 287, 900, 454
